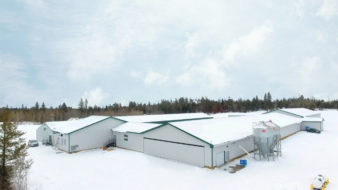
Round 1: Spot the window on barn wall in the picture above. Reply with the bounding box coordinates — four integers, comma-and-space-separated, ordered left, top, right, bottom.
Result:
124, 133, 128, 141
123, 134, 128, 141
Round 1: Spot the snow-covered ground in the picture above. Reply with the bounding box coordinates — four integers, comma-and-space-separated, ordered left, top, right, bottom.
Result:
18, 110, 338, 190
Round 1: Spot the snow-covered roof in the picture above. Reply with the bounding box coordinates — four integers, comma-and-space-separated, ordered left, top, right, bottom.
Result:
115, 113, 211, 123
262, 113, 301, 126
276, 108, 320, 117
113, 122, 161, 133
253, 121, 279, 129
45, 116, 111, 134
169, 113, 301, 146
212, 111, 265, 118
302, 117, 323, 122
212, 112, 245, 118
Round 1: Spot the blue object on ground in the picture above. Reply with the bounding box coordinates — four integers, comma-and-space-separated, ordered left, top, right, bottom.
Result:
305, 126, 311, 131
240, 159, 247, 166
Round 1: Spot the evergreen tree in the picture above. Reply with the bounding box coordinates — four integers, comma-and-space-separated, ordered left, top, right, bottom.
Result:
0, 110, 30, 190
267, 92, 272, 109
41, 102, 46, 112
78, 99, 84, 117
79, 99, 84, 110
59, 103, 68, 120
263, 92, 273, 110
60, 103, 68, 113
84, 99, 88, 110
39, 102, 47, 123
128, 101, 137, 111
34, 102, 39, 110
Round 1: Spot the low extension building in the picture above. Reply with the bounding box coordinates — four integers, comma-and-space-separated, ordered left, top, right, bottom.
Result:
36, 116, 125, 152
265, 108, 321, 118
265, 108, 324, 131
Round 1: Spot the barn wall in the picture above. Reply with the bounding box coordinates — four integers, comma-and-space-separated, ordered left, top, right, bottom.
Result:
228, 136, 254, 160
53, 133, 69, 152
280, 123, 300, 138
69, 118, 124, 152
213, 136, 254, 167
301, 121, 323, 131
143, 125, 211, 167
204, 147, 212, 167
113, 132, 144, 152
211, 123, 300, 167
36, 124, 53, 144
144, 138, 206, 167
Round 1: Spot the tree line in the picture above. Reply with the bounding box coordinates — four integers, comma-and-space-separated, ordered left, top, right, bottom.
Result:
2, 93, 338, 123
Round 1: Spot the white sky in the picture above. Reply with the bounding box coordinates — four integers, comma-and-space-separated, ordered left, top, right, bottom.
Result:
0, 0, 338, 107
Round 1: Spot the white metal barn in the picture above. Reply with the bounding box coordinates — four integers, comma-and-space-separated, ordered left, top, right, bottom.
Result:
265, 108, 324, 131
301, 117, 324, 131
36, 116, 125, 152
113, 122, 162, 152
260, 113, 301, 138
112, 112, 303, 168
112, 113, 212, 153
36, 123, 54, 144
112, 121, 216, 167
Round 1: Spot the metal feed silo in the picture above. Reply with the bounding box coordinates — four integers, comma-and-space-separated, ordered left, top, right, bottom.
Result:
253, 121, 281, 161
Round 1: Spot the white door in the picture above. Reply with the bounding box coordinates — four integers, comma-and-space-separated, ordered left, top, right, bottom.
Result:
143, 138, 205, 167
216, 152, 225, 166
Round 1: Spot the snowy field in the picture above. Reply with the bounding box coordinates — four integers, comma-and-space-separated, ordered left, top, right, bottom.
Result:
18, 110, 338, 190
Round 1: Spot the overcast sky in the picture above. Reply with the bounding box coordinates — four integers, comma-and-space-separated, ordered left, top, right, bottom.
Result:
0, 0, 338, 107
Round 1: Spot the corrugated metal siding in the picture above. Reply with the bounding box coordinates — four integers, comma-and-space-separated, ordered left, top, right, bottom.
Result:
214, 136, 254, 166
301, 121, 323, 131
114, 132, 144, 152
69, 118, 124, 152
36, 124, 53, 143
143, 124, 212, 167
143, 138, 205, 167
280, 123, 300, 138
53, 133, 68, 152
